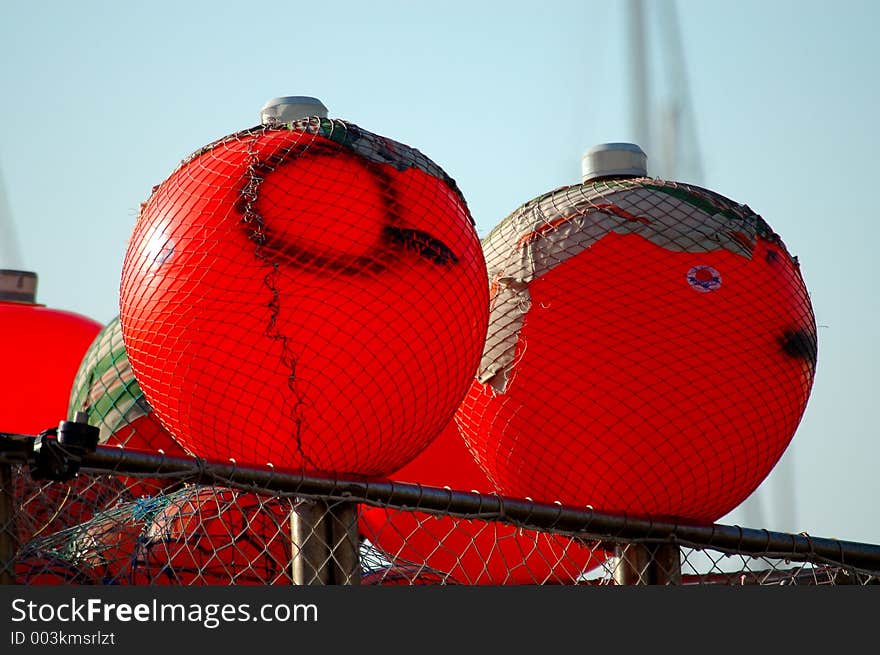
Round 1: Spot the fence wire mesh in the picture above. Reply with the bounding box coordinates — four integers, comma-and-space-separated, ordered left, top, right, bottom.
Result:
1, 448, 877, 586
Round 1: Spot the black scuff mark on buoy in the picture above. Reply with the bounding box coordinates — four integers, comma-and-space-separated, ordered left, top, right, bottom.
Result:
239, 133, 314, 471
263, 261, 311, 469
257, 240, 392, 276
235, 134, 459, 274
383, 226, 458, 266
779, 327, 818, 371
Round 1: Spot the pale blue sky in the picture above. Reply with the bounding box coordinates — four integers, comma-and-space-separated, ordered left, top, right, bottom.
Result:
1, 0, 878, 544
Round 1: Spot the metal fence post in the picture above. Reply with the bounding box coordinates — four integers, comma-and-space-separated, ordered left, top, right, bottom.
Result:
329, 502, 361, 585
291, 499, 361, 585
291, 499, 331, 585
614, 542, 681, 585
652, 542, 682, 585
614, 543, 651, 584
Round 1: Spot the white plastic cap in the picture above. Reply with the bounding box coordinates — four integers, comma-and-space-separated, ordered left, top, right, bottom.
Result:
260, 96, 329, 125
581, 143, 648, 182
0, 269, 37, 303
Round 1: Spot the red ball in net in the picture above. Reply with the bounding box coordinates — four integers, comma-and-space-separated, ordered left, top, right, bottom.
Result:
457, 179, 817, 523
119, 120, 488, 476
359, 421, 609, 584
133, 486, 295, 585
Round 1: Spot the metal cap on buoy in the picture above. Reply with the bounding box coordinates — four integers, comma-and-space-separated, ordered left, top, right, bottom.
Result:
259, 96, 329, 125
0, 269, 37, 304
581, 143, 648, 183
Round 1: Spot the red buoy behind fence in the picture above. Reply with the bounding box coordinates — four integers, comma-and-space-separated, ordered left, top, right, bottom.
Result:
359, 420, 608, 584
119, 99, 488, 477
457, 144, 817, 523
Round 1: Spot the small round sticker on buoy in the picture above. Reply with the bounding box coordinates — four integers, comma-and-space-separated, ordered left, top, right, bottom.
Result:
687, 265, 722, 293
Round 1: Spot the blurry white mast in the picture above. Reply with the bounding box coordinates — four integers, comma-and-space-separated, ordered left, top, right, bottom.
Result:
627, 0, 703, 184
628, 0, 651, 159
0, 160, 24, 270
626, 0, 795, 531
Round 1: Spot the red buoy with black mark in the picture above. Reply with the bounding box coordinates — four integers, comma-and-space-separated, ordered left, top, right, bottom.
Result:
119, 97, 489, 477
457, 144, 817, 523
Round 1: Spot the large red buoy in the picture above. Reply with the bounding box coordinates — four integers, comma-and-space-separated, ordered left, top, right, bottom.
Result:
68, 315, 189, 497
0, 270, 103, 435
457, 144, 817, 523
119, 97, 488, 476
359, 420, 608, 584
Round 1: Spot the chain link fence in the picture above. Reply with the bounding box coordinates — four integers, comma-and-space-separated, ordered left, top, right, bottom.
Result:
2, 442, 878, 586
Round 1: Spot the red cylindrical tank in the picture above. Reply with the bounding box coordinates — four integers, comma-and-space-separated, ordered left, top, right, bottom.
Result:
0, 270, 103, 435
1, 270, 108, 547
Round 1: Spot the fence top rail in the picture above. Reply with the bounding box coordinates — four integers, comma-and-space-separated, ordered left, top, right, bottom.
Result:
2, 436, 879, 574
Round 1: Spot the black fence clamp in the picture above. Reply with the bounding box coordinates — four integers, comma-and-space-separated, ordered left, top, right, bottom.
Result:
30, 411, 100, 482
